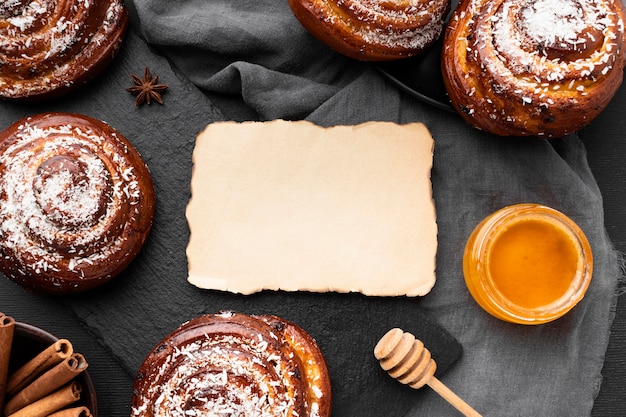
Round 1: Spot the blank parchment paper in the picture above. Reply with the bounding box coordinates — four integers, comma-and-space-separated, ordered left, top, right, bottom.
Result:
186, 120, 437, 296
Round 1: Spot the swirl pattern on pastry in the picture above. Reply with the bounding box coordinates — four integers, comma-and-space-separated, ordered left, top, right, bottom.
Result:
131, 312, 332, 417
0, 0, 128, 100
442, 0, 626, 137
288, 0, 450, 61
0, 112, 155, 294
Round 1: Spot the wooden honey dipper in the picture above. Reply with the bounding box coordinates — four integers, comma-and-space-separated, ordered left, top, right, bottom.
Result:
374, 328, 483, 417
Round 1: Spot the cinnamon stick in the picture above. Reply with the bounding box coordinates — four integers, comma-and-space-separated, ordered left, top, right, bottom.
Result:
0, 313, 15, 413
7, 381, 82, 417
6, 339, 73, 397
47, 406, 93, 417
5, 353, 88, 415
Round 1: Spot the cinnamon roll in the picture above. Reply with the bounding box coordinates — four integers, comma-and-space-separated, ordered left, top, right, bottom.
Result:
0, 0, 128, 100
0, 112, 155, 294
131, 312, 332, 417
288, 0, 450, 61
442, 0, 626, 137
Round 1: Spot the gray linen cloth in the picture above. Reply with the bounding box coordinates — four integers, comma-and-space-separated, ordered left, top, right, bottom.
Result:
126, 1, 623, 416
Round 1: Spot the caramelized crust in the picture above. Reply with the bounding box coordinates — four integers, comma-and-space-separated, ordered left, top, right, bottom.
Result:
0, 0, 128, 100
442, 0, 626, 137
288, 0, 450, 61
131, 312, 332, 417
0, 112, 155, 294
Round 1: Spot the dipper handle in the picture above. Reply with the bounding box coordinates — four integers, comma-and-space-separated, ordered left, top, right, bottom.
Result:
374, 328, 482, 417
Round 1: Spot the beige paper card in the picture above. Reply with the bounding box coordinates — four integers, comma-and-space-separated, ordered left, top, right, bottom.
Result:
186, 120, 437, 296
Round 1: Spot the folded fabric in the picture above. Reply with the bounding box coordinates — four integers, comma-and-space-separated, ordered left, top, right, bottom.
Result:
0, 18, 463, 417
127, 1, 622, 416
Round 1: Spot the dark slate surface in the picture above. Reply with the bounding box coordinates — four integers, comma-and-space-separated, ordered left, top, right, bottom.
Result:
0, 27, 462, 417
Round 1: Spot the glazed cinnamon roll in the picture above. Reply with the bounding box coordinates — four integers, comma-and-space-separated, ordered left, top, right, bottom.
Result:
0, 112, 155, 294
131, 312, 332, 417
0, 0, 128, 100
442, 0, 626, 137
288, 0, 450, 61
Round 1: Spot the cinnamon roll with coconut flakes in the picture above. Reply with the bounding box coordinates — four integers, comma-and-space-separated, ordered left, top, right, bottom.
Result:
0, 0, 128, 100
131, 312, 332, 417
0, 112, 155, 294
288, 0, 450, 61
442, 0, 626, 137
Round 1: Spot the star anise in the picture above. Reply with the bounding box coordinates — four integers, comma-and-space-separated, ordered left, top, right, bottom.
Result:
126, 67, 169, 106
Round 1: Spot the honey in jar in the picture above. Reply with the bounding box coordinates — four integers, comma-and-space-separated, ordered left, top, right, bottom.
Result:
463, 204, 593, 324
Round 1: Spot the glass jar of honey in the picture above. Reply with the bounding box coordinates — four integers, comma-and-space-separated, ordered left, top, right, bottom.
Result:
463, 204, 593, 324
